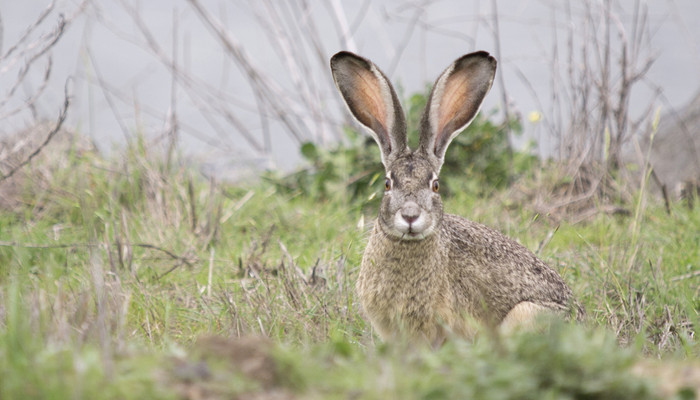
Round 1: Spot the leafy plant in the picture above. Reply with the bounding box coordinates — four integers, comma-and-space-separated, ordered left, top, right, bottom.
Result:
269, 127, 382, 203
273, 88, 538, 201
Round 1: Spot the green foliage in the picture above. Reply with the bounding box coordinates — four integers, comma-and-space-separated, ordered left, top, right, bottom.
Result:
441, 111, 535, 194
275, 323, 658, 399
268, 127, 383, 204
0, 280, 170, 400
406, 87, 537, 193
0, 133, 698, 398
273, 88, 538, 201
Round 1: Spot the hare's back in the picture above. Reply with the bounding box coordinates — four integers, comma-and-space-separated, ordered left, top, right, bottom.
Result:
440, 213, 574, 314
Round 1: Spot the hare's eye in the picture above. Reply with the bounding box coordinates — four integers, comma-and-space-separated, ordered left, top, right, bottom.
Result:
432, 179, 439, 193
384, 178, 392, 191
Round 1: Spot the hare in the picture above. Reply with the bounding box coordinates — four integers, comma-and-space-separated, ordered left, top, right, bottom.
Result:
330, 50, 583, 346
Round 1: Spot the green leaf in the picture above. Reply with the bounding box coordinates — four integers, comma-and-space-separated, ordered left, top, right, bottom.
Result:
300, 142, 318, 161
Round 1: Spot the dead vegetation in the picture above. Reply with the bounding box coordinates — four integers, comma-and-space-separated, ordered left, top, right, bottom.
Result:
0, 124, 96, 212
516, 0, 665, 222
0, 1, 85, 181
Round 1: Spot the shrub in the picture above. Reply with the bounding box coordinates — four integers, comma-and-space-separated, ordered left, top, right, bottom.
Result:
272, 88, 537, 201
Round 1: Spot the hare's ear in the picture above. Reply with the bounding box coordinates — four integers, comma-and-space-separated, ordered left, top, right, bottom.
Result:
330, 51, 407, 166
419, 51, 496, 168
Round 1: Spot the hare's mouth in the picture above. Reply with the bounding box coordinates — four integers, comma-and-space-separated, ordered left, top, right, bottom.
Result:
383, 225, 434, 241
400, 229, 432, 241
390, 211, 434, 240
406, 231, 423, 239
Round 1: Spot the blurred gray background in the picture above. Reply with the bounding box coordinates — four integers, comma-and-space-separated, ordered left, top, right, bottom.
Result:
1, 1, 699, 185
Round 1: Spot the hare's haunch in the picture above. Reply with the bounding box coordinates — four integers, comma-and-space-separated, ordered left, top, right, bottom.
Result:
330, 51, 583, 345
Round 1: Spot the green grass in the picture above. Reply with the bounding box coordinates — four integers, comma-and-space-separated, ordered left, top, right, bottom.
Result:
0, 138, 698, 399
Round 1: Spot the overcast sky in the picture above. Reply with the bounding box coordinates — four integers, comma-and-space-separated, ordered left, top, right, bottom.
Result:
2, 1, 699, 176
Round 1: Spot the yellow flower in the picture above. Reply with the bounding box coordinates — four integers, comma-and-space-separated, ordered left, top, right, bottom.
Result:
528, 111, 541, 123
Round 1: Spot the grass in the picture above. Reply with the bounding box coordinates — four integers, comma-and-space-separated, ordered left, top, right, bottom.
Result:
0, 134, 698, 399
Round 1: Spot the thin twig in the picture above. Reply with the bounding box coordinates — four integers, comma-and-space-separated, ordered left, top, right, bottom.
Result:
670, 270, 700, 282
0, 14, 65, 111
0, 79, 71, 183
0, 240, 194, 270
0, 0, 56, 62
187, 0, 306, 144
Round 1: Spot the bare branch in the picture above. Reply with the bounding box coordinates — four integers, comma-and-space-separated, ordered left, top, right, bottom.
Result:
0, 0, 56, 62
0, 79, 71, 183
328, 0, 358, 52
0, 57, 52, 120
0, 14, 65, 110
187, 0, 307, 144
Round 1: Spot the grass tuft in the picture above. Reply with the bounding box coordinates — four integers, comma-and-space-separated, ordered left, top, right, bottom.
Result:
0, 131, 698, 398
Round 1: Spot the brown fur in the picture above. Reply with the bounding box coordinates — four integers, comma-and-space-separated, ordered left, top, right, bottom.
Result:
331, 51, 583, 344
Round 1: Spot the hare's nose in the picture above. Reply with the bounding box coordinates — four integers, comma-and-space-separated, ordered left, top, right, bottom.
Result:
403, 214, 418, 224
401, 203, 421, 224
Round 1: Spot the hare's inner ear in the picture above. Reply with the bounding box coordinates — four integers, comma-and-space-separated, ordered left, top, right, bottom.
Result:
330, 51, 406, 166
419, 51, 497, 167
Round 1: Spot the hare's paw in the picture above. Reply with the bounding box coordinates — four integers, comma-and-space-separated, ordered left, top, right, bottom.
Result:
499, 301, 546, 334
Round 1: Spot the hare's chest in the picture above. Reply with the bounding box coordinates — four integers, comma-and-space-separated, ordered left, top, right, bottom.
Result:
358, 245, 453, 341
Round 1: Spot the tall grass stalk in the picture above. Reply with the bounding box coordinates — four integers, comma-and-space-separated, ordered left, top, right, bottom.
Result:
627, 107, 662, 274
